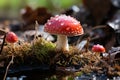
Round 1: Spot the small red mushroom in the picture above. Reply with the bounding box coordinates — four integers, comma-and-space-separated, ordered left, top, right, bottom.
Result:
44, 15, 84, 51
92, 44, 105, 53
6, 32, 18, 43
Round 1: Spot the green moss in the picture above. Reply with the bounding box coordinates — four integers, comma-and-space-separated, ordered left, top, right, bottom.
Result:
2, 42, 31, 56
32, 38, 55, 62
75, 71, 83, 77
1, 37, 55, 64
1, 37, 120, 78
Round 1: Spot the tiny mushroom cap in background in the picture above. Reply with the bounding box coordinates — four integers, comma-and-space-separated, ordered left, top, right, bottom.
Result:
44, 15, 84, 52
5, 32, 18, 43
92, 44, 105, 53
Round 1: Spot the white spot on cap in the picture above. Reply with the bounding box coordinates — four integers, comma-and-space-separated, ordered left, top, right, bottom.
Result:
48, 22, 51, 25
76, 27, 79, 30
66, 27, 70, 31
61, 23, 64, 26
71, 31, 74, 34
55, 18, 59, 21
77, 31, 80, 33
64, 18, 67, 20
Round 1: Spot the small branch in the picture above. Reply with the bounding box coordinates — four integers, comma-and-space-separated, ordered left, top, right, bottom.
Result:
0, 34, 6, 54
34, 21, 39, 40
31, 21, 39, 54
3, 54, 14, 80
85, 38, 90, 52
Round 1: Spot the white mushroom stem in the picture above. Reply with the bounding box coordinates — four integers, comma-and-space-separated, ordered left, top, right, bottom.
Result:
56, 35, 69, 51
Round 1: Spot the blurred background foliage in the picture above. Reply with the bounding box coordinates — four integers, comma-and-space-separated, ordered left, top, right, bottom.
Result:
0, 0, 82, 20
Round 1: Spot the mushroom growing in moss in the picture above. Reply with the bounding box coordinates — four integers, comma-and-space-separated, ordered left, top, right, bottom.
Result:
92, 44, 105, 53
92, 44, 106, 59
44, 15, 84, 51
6, 32, 18, 43
5, 31, 18, 53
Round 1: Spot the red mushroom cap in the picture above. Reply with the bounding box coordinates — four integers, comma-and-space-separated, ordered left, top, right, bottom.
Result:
44, 15, 84, 36
92, 44, 105, 53
6, 32, 18, 43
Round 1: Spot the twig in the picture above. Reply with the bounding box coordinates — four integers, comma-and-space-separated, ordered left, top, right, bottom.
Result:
85, 38, 90, 52
3, 54, 14, 80
34, 21, 39, 40
31, 21, 39, 53
0, 34, 6, 54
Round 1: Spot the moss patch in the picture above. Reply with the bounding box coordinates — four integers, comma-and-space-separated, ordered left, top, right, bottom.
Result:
0, 38, 55, 65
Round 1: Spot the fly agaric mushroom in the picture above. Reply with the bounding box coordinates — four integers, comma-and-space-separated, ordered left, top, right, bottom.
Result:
92, 44, 105, 53
6, 32, 18, 43
92, 44, 105, 59
44, 15, 84, 51
5, 31, 18, 50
